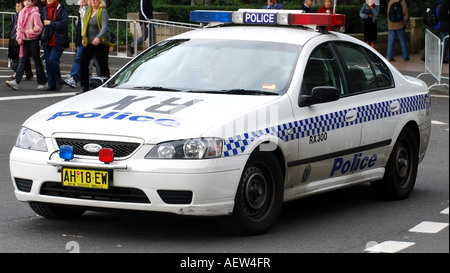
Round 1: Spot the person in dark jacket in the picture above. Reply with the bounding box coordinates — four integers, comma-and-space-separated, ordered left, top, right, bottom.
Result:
439, 0, 449, 62
263, 0, 284, 9
360, 0, 379, 48
64, 0, 88, 88
299, 0, 313, 12
42, 0, 69, 91
129, 0, 154, 54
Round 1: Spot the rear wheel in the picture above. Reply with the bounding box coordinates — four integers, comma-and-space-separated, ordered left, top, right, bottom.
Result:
371, 127, 418, 199
218, 152, 284, 235
29, 202, 86, 219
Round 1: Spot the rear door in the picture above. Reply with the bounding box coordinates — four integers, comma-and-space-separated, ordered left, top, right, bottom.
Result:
332, 42, 397, 172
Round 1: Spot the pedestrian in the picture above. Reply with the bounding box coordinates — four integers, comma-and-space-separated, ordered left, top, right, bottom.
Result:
42, 0, 70, 91
318, 0, 334, 31
318, 0, 333, 14
8, 0, 33, 81
5, 0, 47, 91
263, 0, 284, 9
360, 0, 379, 48
386, 0, 410, 62
421, 0, 443, 61
129, 0, 155, 55
37, 0, 46, 10
299, 0, 313, 13
439, 0, 449, 63
64, 0, 88, 88
79, 0, 112, 93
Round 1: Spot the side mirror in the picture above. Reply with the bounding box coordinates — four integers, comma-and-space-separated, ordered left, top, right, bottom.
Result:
299, 86, 340, 107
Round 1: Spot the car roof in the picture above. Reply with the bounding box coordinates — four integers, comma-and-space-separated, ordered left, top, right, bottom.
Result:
170, 26, 324, 46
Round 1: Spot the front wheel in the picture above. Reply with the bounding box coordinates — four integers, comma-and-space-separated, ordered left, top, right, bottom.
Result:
218, 152, 284, 235
371, 127, 419, 199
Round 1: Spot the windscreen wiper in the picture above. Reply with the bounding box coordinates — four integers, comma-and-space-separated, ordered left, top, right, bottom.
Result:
221, 89, 279, 95
131, 86, 185, 91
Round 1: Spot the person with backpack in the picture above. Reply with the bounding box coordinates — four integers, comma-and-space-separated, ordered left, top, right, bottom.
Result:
386, 0, 411, 62
421, 0, 443, 61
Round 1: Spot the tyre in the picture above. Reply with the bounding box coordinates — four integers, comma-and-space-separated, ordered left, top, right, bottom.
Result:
218, 152, 284, 235
371, 127, 419, 199
29, 202, 86, 219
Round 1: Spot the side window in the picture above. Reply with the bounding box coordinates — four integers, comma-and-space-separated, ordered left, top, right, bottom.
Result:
364, 48, 394, 88
302, 43, 345, 96
335, 42, 377, 93
334, 42, 394, 93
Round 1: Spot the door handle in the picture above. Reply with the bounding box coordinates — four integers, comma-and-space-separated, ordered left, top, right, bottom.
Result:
390, 100, 400, 112
345, 109, 357, 123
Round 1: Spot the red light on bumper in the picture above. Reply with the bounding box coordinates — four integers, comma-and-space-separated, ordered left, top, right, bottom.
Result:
99, 148, 114, 163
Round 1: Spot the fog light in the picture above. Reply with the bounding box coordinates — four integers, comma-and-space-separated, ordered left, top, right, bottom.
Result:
99, 148, 114, 163
59, 145, 74, 161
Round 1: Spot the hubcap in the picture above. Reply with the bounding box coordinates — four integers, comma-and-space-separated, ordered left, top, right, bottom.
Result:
396, 142, 411, 187
245, 172, 268, 210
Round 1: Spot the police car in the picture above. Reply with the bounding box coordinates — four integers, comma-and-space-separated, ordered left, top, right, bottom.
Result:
9, 9, 431, 235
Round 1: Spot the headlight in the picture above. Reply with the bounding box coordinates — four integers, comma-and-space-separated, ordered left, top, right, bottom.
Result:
15, 127, 48, 152
146, 138, 222, 159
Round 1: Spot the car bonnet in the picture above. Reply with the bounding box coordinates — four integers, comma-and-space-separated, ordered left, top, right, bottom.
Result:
23, 87, 280, 144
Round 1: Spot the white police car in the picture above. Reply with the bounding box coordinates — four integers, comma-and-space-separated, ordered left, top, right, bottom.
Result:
10, 10, 431, 235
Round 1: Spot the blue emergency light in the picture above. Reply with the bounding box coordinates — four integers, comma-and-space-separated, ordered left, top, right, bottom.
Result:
189, 10, 232, 23
59, 145, 74, 161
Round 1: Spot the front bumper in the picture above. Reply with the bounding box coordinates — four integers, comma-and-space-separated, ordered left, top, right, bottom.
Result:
10, 146, 247, 216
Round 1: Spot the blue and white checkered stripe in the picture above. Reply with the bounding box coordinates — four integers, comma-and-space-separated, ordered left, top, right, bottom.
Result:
223, 94, 429, 157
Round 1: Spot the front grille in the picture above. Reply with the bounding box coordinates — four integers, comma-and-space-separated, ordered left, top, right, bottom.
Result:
157, 190, 193, 204
55, 138, 140, 158
15, 178, 33, 192
40, 182, 150, 204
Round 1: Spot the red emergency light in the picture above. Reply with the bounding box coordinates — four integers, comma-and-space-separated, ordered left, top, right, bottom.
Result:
289, 13, 345, 27
99, 148, 114, 163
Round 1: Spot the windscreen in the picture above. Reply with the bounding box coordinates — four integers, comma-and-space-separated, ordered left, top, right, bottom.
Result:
107, 39, 301, 95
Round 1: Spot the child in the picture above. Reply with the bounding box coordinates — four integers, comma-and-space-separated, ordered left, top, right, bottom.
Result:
5, 0, 47, 91
8, 0, 33, 81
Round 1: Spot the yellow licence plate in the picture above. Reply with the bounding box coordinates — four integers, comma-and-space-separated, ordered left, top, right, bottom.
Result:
61, 168, 110, 189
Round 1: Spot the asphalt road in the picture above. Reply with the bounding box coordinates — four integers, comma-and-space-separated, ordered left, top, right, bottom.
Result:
0, 66, 448, 260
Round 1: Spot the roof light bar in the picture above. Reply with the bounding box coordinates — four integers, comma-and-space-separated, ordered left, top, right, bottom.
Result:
190, 9, 345, 28
189, 10, 232, 23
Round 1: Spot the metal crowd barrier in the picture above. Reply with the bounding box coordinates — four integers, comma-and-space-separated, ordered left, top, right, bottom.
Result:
124, 19, 202, 58
417, 29, 449, 90
0, 12, 15, 49
0, 12, 201, 59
